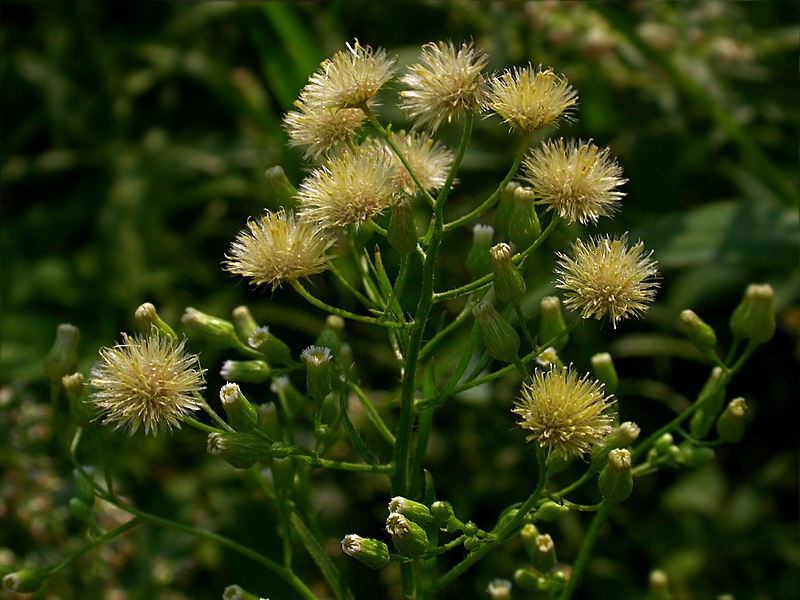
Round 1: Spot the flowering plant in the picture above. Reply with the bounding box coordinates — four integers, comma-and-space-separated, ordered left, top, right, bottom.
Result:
16, 40, 775, 600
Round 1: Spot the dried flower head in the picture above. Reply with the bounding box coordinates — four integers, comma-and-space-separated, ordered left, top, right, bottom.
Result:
512, 366, 614, 459
89, 332, 206, 435
369, 131, 455, 195
224, 209, 333, 288
486, 65, 578, 132
284, 100, 366, 161
400, 41, 488, 130
302, 40, 396, 110
555, 235, 659, 327
521, 138, 626, 224
297, 148, 399, 228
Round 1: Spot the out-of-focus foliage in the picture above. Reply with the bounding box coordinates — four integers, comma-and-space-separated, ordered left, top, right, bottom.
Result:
2, 2, 798, 599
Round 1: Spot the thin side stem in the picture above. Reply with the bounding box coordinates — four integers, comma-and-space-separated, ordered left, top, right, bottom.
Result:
557, 504, 611, 600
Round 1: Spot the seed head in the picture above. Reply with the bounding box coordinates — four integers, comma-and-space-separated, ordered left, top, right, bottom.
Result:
521, 139, 626, 224
224, 209, 333, 289
297, 148, 399, 229
369, 131, 455, 195
284, 100, 366, 161
512, 366, 614, 459
555, 235, 659, 327
302, 40, 396, 110
486, 65, 578, 132
400, 41, 489, 130
89, 332, 206, 436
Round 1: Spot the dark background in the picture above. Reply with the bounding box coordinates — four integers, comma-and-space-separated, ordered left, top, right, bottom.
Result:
2, 2, 798, 599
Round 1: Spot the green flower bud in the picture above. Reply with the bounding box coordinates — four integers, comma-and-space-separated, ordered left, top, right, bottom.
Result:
507, 185, 541, 248
389, 496, 433, 526
646, 569, 672, 600
716, 397, 748, 443
680, 309, 717, 357
232, 306, 260, 345
431, 500, 464, 532
592, 421, 640, 465
491, 243, 527, 305
249, 326, 294, 366
473, 300, 520, 364
68, 497, 95, 526
653, 433, 674, 456
388, 197, 419, 254
315, 315, 345, 355
729, 283, 775, 345
487, 578, 513, 600
463, 536, 480, 551
689, 367, 726, 439
494, 181, 520, 238
590, 352, 618, 394
44, 323, 80, 384
530, 533, 557, 573
62, 373, 93, 427
301, 346, 333, 401
264, 165, 298, 208
546, 450, 574, 474
135, 303, 177, 339
223, 584, 262, 600
340, 534, 390, 570
206, 432, 273, 469
520, 523, 540, 560
676, 443, 715, 468
220, 360, 271, 384
72, 468, 96, 505
466, 224, 494, 279
598, 448, 633, 503
220, 383, 259, 432
3, 569, 45, 592
538, 296, 568, 350
386, 512, 429, 557
182, 307, 240, 349
533, 500, 569, 522
513, 568, 545, 593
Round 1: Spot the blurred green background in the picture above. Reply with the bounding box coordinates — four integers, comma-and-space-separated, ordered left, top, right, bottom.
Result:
2, 2, 798, 599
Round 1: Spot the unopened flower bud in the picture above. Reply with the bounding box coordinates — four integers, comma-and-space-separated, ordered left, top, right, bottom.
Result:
72, 468, 96, 505
207, 432, 272, 469
716, 397, 748, 443
62, 373, 92, 427
182, 308, 240, 349
520, 523, 541, 560
590, 352, 618, 394
68, 497, 95, 526
533, 500, 569, 522
592, 421, 640, 465
220, 360, 271, 384
730, 283, 775, 345
513, 568, 545, 592
264, 165, 298, 208
431, 500, 464, 532
538, 296, 568, 350
340, 534, 390, 570
466, 224, 494, 279
223, 584, 262, 600
3, 569, 45, 592
220, 383, 259, 432
135, 303, 177, 339
388, 197, 419, 254
232, 306, 260, 345
463, 536, 480, 551
389, 496, 433, 525
507, 185, 541, 248
676, 443, 715, 468
386, 512, 429, 557
302, 346, 333, 401
316, 315, 345, 355
647, 569, 672, 600
473, 300, 520, 363
491, 243, 526, 304
689, 367, 726, 439
487, 578, 513, 600
44, 323, 80, 383
598, 448, 633, 503
680, 309, 717, 357
530, 533, 557, 573
249, 326, 294, 366
495, 181, 520, 238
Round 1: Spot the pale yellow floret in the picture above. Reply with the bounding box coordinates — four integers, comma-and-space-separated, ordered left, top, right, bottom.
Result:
284, 100, 366, 160
368, 131, 455, 196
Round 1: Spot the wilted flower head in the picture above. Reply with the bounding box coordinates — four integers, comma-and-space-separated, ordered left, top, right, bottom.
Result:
89, 332, 206, 435
297, 148, 399, 228
486, 65, 578, 132
284, 100, 366, 161
370, 131, 455, 195
555, 235, 659, 327
512, 366, 614, 459
302, 40, 396, 110
400, 41, 488, 130
521, 138, 626, 224
224, 209, 333, 288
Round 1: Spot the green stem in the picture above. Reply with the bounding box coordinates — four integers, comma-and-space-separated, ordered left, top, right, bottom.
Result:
47, 519, 139, 576
418, 295, 479, 361
557, 504, 611, 600
348, 380, 396, 446
329, 261, 377, 309
194, 393, 234, 432
514, 304, 536, 350
290, 279, 408, 329
183, 416, 225, 435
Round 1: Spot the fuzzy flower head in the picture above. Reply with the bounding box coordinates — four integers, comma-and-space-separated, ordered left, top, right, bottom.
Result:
512, 366, 614, 459
284, 100, 366, 161
555, 235, 659, 327
369, 131, 455, 196
486, 65, 578, 132
297, 148, 399, 228
89, 332, 206, 436
521, 138, 626, 224
400, 41, 489, 130
302, 40, 396, 110
224, 209, 333, 289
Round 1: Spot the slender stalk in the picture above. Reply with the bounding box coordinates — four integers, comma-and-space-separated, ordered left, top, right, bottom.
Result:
419, 295, 479, 361
557, 504, 611, 600
348, 380, 396, 446
193, 393, 234, 432
329, 262, 377, 309
47, 519, 139, 576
